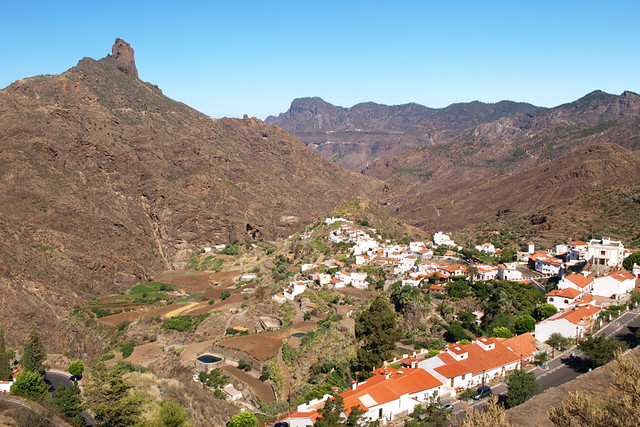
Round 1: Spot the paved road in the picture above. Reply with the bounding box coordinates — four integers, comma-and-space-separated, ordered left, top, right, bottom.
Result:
452, 310, 640, 418
45, 370, 97, 427
0, 394, 70, 426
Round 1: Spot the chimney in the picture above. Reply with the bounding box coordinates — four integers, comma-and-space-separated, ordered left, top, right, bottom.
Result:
351, 380, 357, 390
411, 361, 417, 369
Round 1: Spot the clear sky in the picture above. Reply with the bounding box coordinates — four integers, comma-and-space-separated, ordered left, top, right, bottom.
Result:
2, 1, 639, 119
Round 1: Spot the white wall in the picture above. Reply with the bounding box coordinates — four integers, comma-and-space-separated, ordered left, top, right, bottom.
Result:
534, 318, 583, 342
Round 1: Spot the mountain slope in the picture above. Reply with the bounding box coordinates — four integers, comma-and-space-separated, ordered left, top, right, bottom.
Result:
0, 40, 381, 350
390, 143, 640, 234
266, 97, 537, 170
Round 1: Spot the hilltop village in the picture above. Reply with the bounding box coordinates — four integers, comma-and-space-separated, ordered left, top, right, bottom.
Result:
2, 212, 639, 426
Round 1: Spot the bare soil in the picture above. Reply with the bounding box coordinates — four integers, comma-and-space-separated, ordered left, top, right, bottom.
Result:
221, 364, 275, 404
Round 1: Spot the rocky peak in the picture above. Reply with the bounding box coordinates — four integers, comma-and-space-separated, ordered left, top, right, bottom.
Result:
104, 38, 138, 77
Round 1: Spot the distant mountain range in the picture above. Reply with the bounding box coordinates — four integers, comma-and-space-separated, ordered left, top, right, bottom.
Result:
266, 97, 538, 170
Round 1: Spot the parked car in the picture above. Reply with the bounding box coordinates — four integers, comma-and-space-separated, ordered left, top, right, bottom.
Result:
440, 401, 453, 410
472, 385, 492, 400
273, 423, 289, 427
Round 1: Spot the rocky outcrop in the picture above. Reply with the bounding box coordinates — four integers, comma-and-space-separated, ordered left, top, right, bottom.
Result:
101, 37, 138, 77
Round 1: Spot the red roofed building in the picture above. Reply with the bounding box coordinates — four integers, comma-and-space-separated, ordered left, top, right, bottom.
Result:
283, 368, 444, 426
416, 334, 538, 393
534, 304, 602, 342
593, 270, 636, 298
546, 288, 583, 310
558, 273, 594, 295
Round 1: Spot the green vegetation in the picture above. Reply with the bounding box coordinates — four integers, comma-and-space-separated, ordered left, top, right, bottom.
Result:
151, 400, 189, 427
492, 326, 514, 338
68, 359, 85, 377
353, 297, 402, 378
506, 369, 541, 407
513, 314, 536, 334
0, 328, 11, 381
21, 325, 46, 375
120, 340, 136, 358
162, 314, 210, 332
53, 382, 84, 424
229, 411, 257, 427
533, 303, 558, 321
220, 290, 231, 300
85, 365, 145, 427
578, 336, 628, 367
623, 251, 640, 270
405, 398, 452, 427
10, 370, 50, 400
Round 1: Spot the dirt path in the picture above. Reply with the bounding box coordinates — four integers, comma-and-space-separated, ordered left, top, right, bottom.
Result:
221, 364, 275, 405
276, 344, 291, 401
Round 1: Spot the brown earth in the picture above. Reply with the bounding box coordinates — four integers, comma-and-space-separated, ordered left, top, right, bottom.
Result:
220, 364, 275, 404
218, 322, 316, 361
0, 40, 381, 352
127, 342, 164, 367
97, 310, 143, 326
506, 347, 640, 427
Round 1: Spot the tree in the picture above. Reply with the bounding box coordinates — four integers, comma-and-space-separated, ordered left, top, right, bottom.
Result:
21, 325, 46, 375
492, 327, 514, 338
151, 400, 189, 427
445, 321, 471, 343
405, 399, 451, 427
85, 364, 145, 427
228, 411, 257, 427
506, 369, 541, 407
315, 395, 374, 427
578, 336, 627, 367
549, 351, 640, 426
53, 382, 84, 423
10, 370, 50, 400
513, 315, 536, 334
546, 333, 571, 351
462, 395, 510, 427
220, 290, 231, 300
68, 360, 85, 378
354, 297, 402, 376
622, 251, 640, 270
0, 328, 11, 381
533, 303, 558, 321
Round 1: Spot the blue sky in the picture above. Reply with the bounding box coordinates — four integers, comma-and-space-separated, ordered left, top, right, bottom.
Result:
2, 1, 639, 119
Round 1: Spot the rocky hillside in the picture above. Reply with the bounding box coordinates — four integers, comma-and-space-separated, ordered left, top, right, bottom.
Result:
389, 143, 640, 235
266, 97, 537, 170
0, 39, 381, 350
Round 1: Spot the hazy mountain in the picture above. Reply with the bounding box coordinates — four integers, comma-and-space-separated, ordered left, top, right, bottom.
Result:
266, 97, 538, 170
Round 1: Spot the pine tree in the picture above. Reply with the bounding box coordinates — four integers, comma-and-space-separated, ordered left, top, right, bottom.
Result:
0, 328, 11, 381
21, 325, 47, 375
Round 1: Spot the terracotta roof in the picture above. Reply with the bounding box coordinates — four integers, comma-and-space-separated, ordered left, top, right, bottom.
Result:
549, 305, 601, 325
564, 274, 593, 289
604, 270, 635, 281
341, 368, 442, 411
434, 337, 529, 378
546, 288, 582, 299
498, 333, 538, 359
570, 240, 587, 246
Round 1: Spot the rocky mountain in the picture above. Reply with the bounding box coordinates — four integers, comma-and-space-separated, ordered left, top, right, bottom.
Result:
0, 40, 381, 350
364, 90, 640, 190
266, 97, 537, 170
390, 143, 640, 236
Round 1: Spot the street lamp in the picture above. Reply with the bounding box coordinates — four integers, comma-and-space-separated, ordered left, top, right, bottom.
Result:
575, 326, 579, 346
482, 369, 485, 386
520, 354, 523, 369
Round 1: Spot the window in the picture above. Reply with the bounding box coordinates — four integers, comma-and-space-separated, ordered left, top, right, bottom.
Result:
564, 300, 569, 303
601, 250, 606, 256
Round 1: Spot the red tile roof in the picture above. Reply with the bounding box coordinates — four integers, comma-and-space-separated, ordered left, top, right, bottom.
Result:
550, 305, 601, 325
604, 270, 635, 281
564, 274, 593, 289
546, 288, 582, 299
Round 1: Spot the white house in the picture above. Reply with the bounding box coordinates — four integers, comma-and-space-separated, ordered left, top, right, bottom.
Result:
532, 253, 564, 276
587, 237, 625, 268
546, 288, 583, 310
557, 273, 593, 296
433, 232, 456, 248
475, 242, 496, 254
497, 263, 523, 281
283, 368, 444, 426
534, 304, 602, 342
476, 265, 499, 281
350, 272, 369, 289
592, 270, 636, 299
0, 380, 12, 393
223, 384, 242, 400
416, 335, 537, 394
284, 281, 308, 300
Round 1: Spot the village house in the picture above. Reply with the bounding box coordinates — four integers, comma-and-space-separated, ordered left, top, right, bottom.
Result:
436, 264, 467, 279
223, 384, 242, 400
546, 288, 584, 310
587, 237, 625, 269
475, 264, 499, 281
530, 252, 564, 276
284, 367, 444, 426
433, 232, 456, 248
534, 304, 602, 342
284, 281, 308, 300
592, 270, 636, 299
475, 242, 496, 254
497, 263, 523, 281
558, 273, 594, 295
413, 334, 538, 395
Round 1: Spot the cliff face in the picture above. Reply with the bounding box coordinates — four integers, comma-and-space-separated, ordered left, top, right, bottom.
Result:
0, 40, 381, 351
